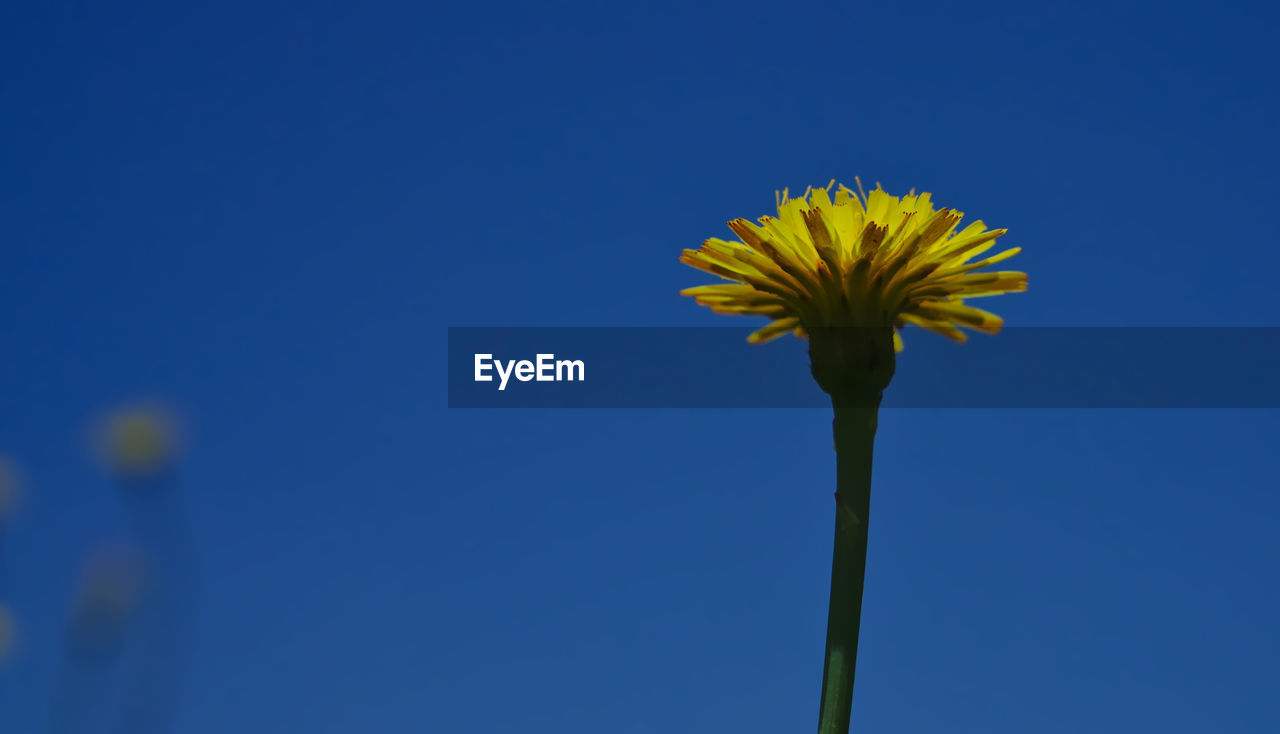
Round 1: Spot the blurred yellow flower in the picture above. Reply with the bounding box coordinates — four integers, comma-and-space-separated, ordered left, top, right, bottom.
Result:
0, 603, 14, 663
97, 405, 179, 479
680, 180, 1027, 348
68, 545, 145, 655
0, 456, 17, 519
0, 458, 16, 665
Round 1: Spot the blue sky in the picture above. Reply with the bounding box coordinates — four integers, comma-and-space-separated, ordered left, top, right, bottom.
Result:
2, 0, 1279, 732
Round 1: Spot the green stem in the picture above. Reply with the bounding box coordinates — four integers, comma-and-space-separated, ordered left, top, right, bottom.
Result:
817, 393, 881, 734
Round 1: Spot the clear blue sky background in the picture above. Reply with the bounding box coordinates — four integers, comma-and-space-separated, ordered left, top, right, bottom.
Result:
3, 0, 1279, 732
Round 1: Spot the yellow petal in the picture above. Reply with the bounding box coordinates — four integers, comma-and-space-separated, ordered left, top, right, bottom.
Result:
912, 301, 1004, 334
900, 312, 969, 342
748, 317, 801, 344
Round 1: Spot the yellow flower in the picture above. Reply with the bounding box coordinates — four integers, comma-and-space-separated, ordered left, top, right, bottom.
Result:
0, 456, 17, 520
96, 404, 179, 479
680, 180, 1027, 348
0, 603, 14, 664
67, 545, 145, 656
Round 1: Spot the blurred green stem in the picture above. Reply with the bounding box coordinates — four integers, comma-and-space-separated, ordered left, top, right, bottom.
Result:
817, 393, 881, 734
